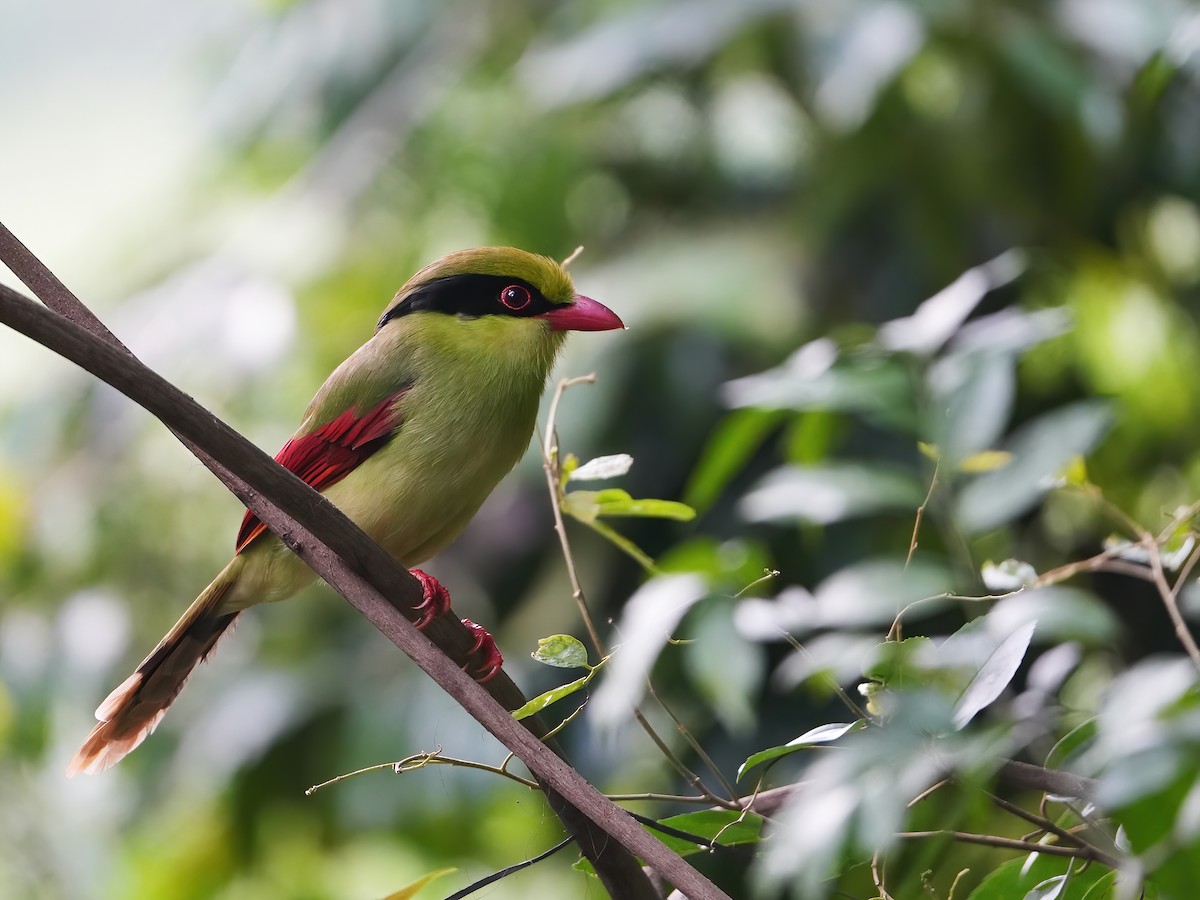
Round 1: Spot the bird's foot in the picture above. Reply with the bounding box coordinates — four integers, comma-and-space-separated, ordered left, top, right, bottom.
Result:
411, 569, 452, 628
461, 619, 504, 683
410, 570, 503, 682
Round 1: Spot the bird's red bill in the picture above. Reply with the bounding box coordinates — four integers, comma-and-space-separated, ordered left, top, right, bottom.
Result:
540, 294, 624, 332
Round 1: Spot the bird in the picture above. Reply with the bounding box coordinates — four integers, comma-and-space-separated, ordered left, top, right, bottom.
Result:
66, 247, 624, 776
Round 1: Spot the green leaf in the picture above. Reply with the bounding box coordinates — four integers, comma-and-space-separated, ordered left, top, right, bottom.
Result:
933, 349, 1015, 469
1061, 454, 1089, 486
959, 450, 1014, 473
863, 636, 939, 683
379, 868, 456, 900
965, 854, 1109, 899
1026, 874, 1070, 900
723, 347, 915, 430
590, 574, 708, 730
741, 463, 925, 526
568, 453, 634, 481
684, 601, 764, 733
653, 809, 764, 854
531, 634, 590, 669
511, 674, 591, 721
1045, 718, 1097, 771
953, 620, 1036, 729
879, 250, 1025, 355
564, 488, 695, 524
558, 452, 579, 485
1077, 872, 1117, 900
737, 721, 863, 780
981, 558, 1038, 590
684, 408, 782, 511
813, 558, 949, 629
574, 810, 764, 874
956, 400, 1112, 534
561, 490, 603, 523
988, 587, 1117, 644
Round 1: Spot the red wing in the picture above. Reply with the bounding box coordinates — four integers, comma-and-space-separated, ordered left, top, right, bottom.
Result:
235, 390, 407, 553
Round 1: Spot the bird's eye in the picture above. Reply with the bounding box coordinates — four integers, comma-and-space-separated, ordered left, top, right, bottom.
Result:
499, 284, 532, 311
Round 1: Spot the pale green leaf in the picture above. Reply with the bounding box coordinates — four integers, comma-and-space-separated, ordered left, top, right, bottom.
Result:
564, 488, 696, 523
981, 558, 1038, 590
737, 721, 863, 780
956, 401, 1112, 534
568, 453, 634, 481
532, 634, 590, 669
741, 464, 924, 526
959, 450, 1014, 473
380, 868, 456, 900
590, 574, 708, 730
1045, 718, 1097, 772
561, 490, 602, 524
953, 621, 1035, 729
512, 674, 591, 721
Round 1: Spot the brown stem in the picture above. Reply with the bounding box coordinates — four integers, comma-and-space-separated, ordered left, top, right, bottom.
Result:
1144, 534, 1200, 671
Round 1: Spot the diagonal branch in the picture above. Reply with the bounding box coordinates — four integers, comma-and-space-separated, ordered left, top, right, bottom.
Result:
0, 223, 728, 900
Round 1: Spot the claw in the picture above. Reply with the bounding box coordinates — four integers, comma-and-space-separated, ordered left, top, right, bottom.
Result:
410, 569, 451, 629
460, 618, 504, 683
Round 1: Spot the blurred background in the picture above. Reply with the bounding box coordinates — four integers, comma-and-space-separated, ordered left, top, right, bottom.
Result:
2, 0, 1200, 897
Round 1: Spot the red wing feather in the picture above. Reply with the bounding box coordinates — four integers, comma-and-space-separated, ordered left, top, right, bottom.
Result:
235, 390, 407, 553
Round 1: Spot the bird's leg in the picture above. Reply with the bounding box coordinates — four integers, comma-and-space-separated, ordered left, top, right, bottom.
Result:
410, 569, 452, 627
410, 570, 504, 683
460, 619, 504, 683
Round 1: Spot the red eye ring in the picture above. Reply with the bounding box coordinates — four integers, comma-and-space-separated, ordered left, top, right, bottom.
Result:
499, 284, 532, 311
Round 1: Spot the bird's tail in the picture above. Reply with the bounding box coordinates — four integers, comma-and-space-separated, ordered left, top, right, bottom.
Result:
66, 564, 241, 777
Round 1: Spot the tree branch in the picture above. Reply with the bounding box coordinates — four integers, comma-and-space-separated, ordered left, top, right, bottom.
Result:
0, 223, 727, 899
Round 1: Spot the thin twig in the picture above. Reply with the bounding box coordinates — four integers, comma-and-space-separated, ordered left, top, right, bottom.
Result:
906, 779, 951, 808
306, 748, 541, 795
540, 373, 606, 654
947, 868, 970, 900
445, 837, 574, 900
606, 792, 715, 804
987, 792, 1108, 860
871, 851, 897, 900
1144, 534, 1200, 671
646, 686, 739, 803
627, 811, 757, 856
897, 829, 1118, 867
540, 375, 732, 808
907, 460, 939, 569
590, 518, 659, 573
541, 697, 590, 743
1158, 500, 1200, 542
306, 762, 396, 795
779, 631, 870, 721
735, 569, 780, 598
1171, 539, 1200, 595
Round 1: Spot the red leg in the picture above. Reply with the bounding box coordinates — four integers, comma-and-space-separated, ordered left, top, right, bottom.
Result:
461, 619, 504, 683
410, 569, 451, 628
410, 571, 503, 682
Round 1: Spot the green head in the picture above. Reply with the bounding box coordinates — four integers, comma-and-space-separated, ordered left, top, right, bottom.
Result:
370, 247, 623, 397
378, 247, 622, 334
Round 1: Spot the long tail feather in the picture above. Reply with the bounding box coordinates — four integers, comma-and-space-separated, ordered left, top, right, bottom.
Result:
66, 571, 238, 777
